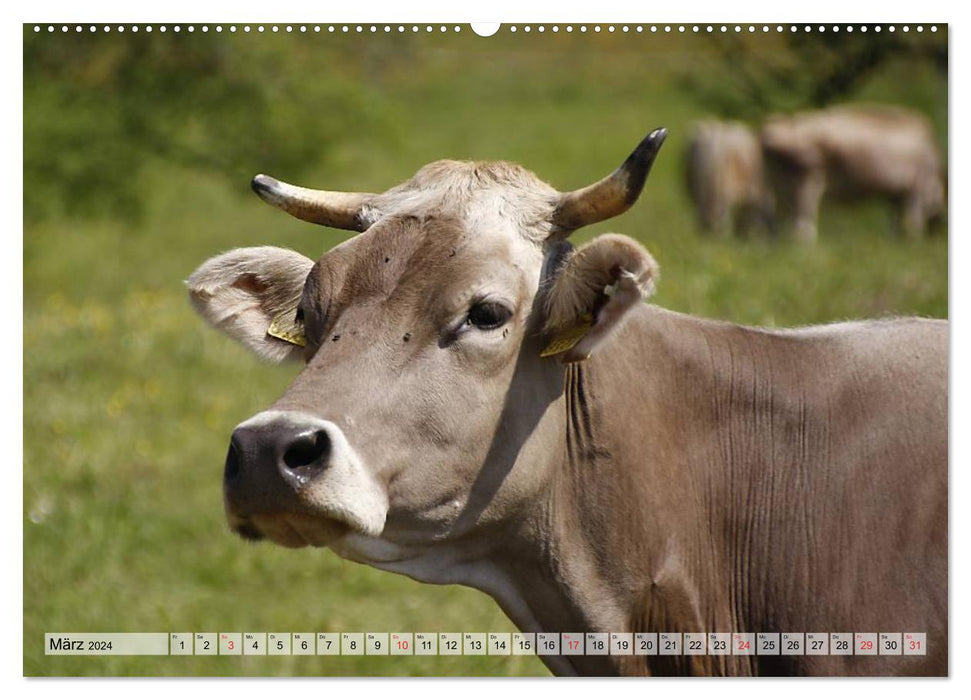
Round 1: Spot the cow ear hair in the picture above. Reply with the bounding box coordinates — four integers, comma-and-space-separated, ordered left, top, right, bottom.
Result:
542, 233, 659, 363
187, 246, 314, 363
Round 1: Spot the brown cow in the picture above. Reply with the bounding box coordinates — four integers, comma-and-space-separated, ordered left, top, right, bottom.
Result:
188, 129, 947, 676
686, 120, 771, 237
760, 105, 945, 242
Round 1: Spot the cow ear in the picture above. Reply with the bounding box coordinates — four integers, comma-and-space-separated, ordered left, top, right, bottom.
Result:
542, 234, 659, 363
187, 246, 314, 363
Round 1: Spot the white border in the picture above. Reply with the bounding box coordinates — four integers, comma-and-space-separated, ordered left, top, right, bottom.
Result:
5, 2, 965, 699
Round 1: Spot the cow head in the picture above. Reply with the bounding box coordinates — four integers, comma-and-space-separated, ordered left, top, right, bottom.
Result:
187, 130, 665, 574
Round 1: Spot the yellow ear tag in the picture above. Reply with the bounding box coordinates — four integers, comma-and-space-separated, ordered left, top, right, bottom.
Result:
540, 313, 594, 358
267, 309, 306, 347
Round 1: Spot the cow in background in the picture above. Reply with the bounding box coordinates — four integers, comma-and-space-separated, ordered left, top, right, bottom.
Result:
760, 105, 945, 242
685, 120, 772, 237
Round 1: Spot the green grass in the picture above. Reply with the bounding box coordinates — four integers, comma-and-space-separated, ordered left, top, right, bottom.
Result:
23, 28, 947, 676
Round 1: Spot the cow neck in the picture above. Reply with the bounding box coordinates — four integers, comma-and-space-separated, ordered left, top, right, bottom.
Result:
492, 304, 770, 675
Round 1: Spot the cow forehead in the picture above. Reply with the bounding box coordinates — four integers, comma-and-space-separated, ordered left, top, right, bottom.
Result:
306, 211, 542, 316
297, 161, 559, 306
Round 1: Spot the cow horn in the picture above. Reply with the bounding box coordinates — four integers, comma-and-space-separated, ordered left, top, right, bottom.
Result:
251, 174, 375, 232
551, 127, 668, 232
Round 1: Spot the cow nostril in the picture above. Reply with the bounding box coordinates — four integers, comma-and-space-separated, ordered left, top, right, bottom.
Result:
224, 440, 241, 481
283, 430, 331, 471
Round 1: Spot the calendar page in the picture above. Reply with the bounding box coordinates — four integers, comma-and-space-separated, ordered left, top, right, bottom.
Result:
22, 18, 948, 679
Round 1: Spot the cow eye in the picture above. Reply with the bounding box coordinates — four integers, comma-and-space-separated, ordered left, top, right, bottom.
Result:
466, 301, 512, 330
294, 306, 305, 323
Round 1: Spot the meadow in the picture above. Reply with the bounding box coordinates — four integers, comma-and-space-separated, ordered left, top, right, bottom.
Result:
23, 26, 946, 676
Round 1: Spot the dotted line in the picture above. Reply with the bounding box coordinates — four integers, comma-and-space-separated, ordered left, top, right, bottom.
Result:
505, 24, 937, 34
31, 25, 466, 34
31, 24, 939, 34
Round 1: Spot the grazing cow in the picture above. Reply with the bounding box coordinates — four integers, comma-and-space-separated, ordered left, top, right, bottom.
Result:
188, 129, 947, 676
760, 105, 945, 242
685, 120, 771, 237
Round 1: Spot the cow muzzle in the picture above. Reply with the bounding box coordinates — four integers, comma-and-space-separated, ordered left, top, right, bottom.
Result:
223, 410, 388, 547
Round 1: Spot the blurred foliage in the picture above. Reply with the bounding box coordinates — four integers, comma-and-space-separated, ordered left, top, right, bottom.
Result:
23, 30, 404, 221
680, 27, 947, 122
